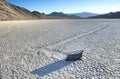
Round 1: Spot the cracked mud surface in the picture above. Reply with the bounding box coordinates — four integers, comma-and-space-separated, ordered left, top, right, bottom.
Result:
0, 19, 120, 79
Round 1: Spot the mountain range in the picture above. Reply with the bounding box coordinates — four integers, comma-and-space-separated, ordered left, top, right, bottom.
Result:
0, 0, 120, 20
89, 11, 120, 19
69, 12, 99, 18
47, 12, 80, 19
0, 0, 80, 20
47, 12, 120, 19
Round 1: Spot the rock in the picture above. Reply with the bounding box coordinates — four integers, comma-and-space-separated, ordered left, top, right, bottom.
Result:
66, 50, 84, 61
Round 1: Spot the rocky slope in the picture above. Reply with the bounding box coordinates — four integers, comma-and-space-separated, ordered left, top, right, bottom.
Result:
0, 0, 45, 20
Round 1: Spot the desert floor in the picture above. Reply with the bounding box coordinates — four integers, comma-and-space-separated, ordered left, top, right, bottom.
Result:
0, 19, 120, 79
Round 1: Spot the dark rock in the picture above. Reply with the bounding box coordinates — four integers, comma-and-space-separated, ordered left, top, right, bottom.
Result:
66, 50, 84, 61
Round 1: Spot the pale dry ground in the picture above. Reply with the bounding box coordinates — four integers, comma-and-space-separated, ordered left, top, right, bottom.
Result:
0, 19, 120, 79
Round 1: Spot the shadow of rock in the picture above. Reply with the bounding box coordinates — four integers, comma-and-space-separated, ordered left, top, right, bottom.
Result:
0, 65, 2, 79
31, 60, 73, 77
0, 73, 1, 79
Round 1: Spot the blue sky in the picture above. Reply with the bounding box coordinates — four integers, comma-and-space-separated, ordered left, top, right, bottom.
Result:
7, 0, 120, 14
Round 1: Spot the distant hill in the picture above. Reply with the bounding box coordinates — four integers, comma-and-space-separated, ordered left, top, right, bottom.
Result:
47, 12, 80, 19
47, 12, 68, 17
69, 12, 99, 18
32, 11, 46, 18
0, 0, 45, 20
89, 11, 120, 18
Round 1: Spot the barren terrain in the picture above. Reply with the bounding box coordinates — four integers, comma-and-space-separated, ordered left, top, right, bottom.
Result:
0, 19, 120, 79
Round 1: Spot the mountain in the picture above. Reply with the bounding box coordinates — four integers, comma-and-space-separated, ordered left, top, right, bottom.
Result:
89, 11, 120, 18
0, 0, 45, 20
69, 12, 99, 18
47, 12, 68, 17
32, 11, 46, 18
47, 12, 80, 19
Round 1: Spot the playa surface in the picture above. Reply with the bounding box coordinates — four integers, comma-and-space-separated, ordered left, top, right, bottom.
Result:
0, 19, 120, 79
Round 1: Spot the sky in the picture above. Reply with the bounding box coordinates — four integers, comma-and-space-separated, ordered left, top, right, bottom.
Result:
7, 0, 120, 14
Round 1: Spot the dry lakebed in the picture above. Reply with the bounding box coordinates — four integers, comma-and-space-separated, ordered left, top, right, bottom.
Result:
0, 19, 120, 79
